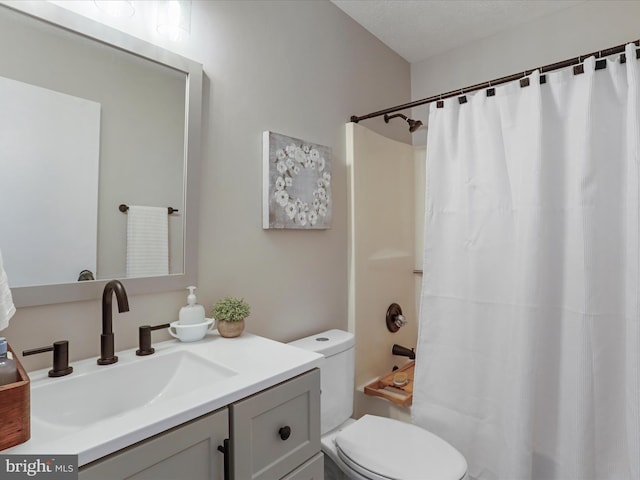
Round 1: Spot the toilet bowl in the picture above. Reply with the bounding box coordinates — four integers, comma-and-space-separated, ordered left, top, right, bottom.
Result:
289, 329, 468, 480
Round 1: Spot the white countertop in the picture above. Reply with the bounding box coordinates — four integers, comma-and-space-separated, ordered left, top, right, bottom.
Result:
4, 332, 323, 466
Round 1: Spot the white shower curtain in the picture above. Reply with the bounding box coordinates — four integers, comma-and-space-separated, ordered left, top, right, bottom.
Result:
413, 43, 640, 480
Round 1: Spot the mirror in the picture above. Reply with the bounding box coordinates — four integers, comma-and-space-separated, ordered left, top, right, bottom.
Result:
0, 2, 202, 307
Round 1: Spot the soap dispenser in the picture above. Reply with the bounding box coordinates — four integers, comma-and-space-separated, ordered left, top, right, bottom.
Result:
179, 286, 206, 325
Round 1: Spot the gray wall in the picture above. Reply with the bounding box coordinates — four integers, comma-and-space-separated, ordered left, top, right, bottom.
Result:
5, 0, 411, 370
410, 0, 640, 146
190, 0, 410, 342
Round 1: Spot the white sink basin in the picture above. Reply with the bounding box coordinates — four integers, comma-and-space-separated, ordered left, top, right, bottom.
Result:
31, 350, 237, 429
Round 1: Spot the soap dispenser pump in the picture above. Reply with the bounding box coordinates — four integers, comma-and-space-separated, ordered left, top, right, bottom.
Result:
179, 286, 206, 325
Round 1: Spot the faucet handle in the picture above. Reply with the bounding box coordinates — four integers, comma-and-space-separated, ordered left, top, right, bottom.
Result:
136, 323, 170, 356
23, 340, 73, 377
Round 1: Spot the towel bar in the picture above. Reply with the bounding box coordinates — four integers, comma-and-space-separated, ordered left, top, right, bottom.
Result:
118, 204, 178, 214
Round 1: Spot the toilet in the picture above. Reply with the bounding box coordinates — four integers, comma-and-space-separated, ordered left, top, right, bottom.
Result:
289, 329, 468, 480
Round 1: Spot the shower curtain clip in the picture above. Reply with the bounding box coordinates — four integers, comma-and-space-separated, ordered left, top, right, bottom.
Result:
458, 89, 467, 105
486, 80, 495, 97
437, 94, 444, 109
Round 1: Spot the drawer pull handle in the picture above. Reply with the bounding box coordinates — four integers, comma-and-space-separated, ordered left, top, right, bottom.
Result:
217, 439, 230, 480
279, 425, 292, 441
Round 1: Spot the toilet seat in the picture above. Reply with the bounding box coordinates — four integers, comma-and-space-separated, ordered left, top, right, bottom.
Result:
335, 415, 467, 480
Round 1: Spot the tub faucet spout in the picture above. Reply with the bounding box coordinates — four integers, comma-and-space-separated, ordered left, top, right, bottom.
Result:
98, 279, 129, 365
392, 343, 415, 360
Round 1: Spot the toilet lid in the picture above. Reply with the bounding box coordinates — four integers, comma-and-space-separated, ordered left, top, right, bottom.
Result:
335, 415, 467, 480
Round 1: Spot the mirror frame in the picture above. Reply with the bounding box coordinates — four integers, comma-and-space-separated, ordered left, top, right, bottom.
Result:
3, 1, 202, 307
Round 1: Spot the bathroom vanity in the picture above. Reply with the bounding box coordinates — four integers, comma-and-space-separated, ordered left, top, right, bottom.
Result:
79, 370, 322, 480
5, 333, 324, 480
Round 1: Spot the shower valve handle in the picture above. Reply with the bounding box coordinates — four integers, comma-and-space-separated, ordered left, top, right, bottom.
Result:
386, 303, 407, 332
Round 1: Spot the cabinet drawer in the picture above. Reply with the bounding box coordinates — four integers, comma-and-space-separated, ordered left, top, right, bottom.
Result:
230, 369, 320, 480
281, 453, 324, 480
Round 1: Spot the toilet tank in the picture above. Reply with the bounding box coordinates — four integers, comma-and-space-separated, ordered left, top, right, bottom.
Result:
288, 329, 355, 435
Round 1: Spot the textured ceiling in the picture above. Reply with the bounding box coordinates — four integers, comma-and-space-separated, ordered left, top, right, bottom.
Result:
331, 0, 586, 64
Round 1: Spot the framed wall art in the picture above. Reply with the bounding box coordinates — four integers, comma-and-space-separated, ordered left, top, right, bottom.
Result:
263, 131, 332, 229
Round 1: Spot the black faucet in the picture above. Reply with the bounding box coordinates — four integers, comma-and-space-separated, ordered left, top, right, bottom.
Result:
98, 280, 129, 365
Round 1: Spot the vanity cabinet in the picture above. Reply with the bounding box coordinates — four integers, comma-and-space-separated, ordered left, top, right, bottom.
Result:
78, 408, 228, 480
78, 370, 321, 480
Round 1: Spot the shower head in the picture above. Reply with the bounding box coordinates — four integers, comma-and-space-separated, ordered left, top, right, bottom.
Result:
407, 118, 423, 133
383, 113, 423, 133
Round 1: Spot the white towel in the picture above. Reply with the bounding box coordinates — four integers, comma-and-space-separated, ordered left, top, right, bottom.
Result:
125, 206, 169, 278
0, 247, 16, 331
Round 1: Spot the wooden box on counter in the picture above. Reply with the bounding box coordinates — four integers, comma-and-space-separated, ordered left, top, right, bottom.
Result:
0, 345, 30, 450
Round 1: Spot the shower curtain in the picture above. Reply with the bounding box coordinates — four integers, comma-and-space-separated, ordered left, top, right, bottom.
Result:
413, 44, 640, 480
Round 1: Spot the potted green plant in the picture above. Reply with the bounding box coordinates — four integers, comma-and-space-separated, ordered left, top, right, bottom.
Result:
211, 297, 250, 338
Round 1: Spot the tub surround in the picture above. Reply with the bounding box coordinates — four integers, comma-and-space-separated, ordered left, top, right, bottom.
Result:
4, 332, 323, 467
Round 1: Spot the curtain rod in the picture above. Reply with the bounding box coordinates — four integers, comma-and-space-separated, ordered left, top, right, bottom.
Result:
350, 39, 640, 124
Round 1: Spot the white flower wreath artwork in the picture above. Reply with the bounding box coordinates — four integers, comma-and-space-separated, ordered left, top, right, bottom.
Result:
263, 131, 332, 229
